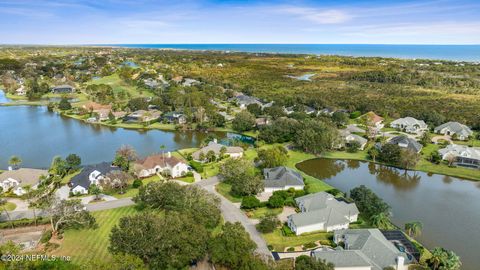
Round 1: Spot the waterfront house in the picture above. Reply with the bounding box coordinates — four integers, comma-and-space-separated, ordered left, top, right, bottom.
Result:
192, 139, 244, 162
134, 153, 189, 178
387, 136, 423, 153
434, 122, 473, 140
312, 229, 409, 270
124, 110, 161, 123
263, 166, 304, 192
0, 168, 48, 196
70, 162, 120, 195
162, 111, 187, 124
287, 192, 359, 235
51, 84, 75, 94
15, 85, 26, 96
390, 117, 428, 134
339, 130, 368, 150
229, 94, 263, 109
438, 144, 480, 169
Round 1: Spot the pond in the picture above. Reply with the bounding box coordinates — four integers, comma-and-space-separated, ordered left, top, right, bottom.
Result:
0, 103, 246, 169
296, 158, 480, 270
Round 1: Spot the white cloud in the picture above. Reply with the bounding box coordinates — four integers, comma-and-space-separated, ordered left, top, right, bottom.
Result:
279, 7, 352, 24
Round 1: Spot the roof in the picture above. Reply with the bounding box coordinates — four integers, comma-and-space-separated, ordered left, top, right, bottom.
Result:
52, 84, 74, 89
135, 154, 185, 169
345, 133, 368, 146
312, 249, 371, 268
0, 168, 48, 187
363, 111, 384, 124
70, 162, 120, 190
82, 101, 112, 111
192, 141, 243, 160
290, 192, 359, 228
438, 144, 480, 161
434, 122, 473, 137
263, 166, 304, 188
331, 229, 408, 270
230, 95, 262, 106
390, 117, 427, 129
388, 136, 423, 153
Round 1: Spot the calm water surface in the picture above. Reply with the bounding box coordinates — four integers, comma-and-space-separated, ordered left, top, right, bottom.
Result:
0, 104, 231, 169
297, 158, 480, 270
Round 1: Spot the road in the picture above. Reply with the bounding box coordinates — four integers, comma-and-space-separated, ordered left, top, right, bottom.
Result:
195, 177, 273, 259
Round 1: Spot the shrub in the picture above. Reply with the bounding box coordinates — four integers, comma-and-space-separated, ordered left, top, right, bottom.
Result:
267, 194, 285, 208
281, 224, 295, 236
189, 160, 204, 173
256, 214, 280, 234
132, 179, 143, 188
40, 230, 52, 243
267, 245, 274, 251
241, 196, 261, 209
302, 242, 317, 250
272, 190, 289, 199
284, 197, 296, 207
350, 111, 362, 119
326, 188, 343, 197
287, 247, 295, 252
294, 189, 306, 198
186, 171, 193, 177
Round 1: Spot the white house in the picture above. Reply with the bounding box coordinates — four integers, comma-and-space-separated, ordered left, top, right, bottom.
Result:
0, 168, 48, 196
287, 192, 359, 235
438, 144, 480, 169
134, 153, 189, 178
192, 140, 244, 162
390, 117, 428, 134
70, 162, 120, 195
434, 122, 473, 141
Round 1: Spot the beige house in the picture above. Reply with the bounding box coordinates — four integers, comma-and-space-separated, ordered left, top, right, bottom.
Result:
0, 168, 48, 196
134, 153, 189, 178
192, 140, 243, 162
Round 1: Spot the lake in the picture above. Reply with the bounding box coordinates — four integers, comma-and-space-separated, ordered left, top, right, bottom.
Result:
110, 44, 480, 62
296, 158, 480, 270
0, 99, 238, 169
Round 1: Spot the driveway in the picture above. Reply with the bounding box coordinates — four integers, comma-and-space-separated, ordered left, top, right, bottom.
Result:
6, 198, 28, 211
195, 177, 272, 259
55, 185, 70, 200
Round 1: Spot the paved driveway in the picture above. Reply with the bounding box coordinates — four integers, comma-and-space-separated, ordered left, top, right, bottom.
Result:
195, 177, 272, 259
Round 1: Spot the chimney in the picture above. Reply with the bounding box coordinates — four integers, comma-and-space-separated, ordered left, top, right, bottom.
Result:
167, 151, 171, 158
213, 138, 218, 144
396, 256, 405, 270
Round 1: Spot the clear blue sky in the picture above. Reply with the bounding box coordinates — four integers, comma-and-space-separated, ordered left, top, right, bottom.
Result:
1, 0, 479, 44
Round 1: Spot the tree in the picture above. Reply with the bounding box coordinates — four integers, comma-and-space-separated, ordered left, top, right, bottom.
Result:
399, 149, 420, 172
267, 194, 285, 208
103, 171, 132, 194
220, 158, 264, 196
332, 111, 349, 127
294, 119, 340, 154
368, 147, 380, 162
49, 156, 69, 178
209, 113, 226, 127
247, 103, 262, 116
65, 154, 81, 172
113, 155, 129, 171
295, 255, 335, 270
378, 144, 402, 165
370, 212, 391, 229
445, 153, 457, 166
209, 222, 257, 269
429, 150, 442, 164
346, 141, 361, 153
258, 118, 300, 143
0, 198, 14, 228
8, 156, 22, 169
206, 150, 216, 162
219, 146, 227, 158
241, 196, 261, 209
232, 111, 256, 132
264, 105, 286, 120
58, 97, 72, 110
49, 199, 96, 234
350, 185, 390, 218
405, 221, 423, 237
420, 132, 431, 146
116, 145, 137, 162
127, 97, 148, 111
256, 214, 280, 233
257, 145, 288, 168
89, 184, 102, 200
428, 247, 461, 270
110, 212, 209, 269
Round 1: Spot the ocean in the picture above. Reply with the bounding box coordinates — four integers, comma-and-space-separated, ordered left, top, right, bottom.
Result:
109, 44, 480, 62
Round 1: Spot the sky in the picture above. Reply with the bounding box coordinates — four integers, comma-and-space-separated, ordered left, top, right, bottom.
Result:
1, 0, 480, 44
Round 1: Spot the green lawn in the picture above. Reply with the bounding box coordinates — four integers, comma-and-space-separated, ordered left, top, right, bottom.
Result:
263, 229, 333, 251
51, 206, 138, 265
109, 174, 162, 199
4, 202, 16, 211
86, 74, 153, 99
215, 182, 242, 203
286, 149, 334, 193
245, 207, 282, 219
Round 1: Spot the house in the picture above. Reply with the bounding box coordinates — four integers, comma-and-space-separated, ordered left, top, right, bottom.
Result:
15, 85, 26, 96
229, 95, 263, 109
134, 152, 189, 178
218, 111, 234, 121
438, 144, 480, 169
287, 192, 359, 235
182, 78, 200, 87
51, 85, 75, 94
255, 117, 270, 127
70, 162, 120, 194
387, 136, 423, 153
318, 107, 335, 116
162, 111, 187, 124
0, 168, 48, 196
263, 166, 304, 192
362, 112, 384, 129
124, 110, 161, 123
312, 229, 410, 270
192, 139, 244, 162
82, 101, 112, 112
390, 117, 428, 134
144, 78, 159, 89
304, 106, 316, 115
339, 130, 368, 150
434, 122, 473, 140
283, 106, 295, 115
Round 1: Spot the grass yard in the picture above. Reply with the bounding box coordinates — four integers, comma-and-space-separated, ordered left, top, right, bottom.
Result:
85, 74, 153, 99
215, 182, 242, 203
263, 229, 333, 251
110, 174, 162, 199
51, 206, 138, 265
245, 207, 282, 219
4, 202, 16, 211
286, 149, 334, 193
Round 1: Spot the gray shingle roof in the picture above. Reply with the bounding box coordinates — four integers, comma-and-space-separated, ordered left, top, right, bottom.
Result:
312, 249, 371, 268
438, 144, 480, 161
390, 117, 427, 129
263, 166, 304, 188
192, 141, 243, 160
434, 122, 473, 137
388, 135, 423, 153
70, 162, 120, 190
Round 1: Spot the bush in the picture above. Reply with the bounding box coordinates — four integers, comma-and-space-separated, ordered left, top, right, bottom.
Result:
350, 111, 362, 119
294, 189, 306, 198
40, 230, 52, 243
267, 194, 285, 208
256, 215, 280, 234
287, 247, 295, 252
281, 224, 295, 236
284, 197, 296, 207
302, 242, 317, 250
132, 179, 143, 188
186, 171, 193, 177
189, 160, 204, 173
241, 196, 261, 209
267, 245, 274, 251
326, 188, 343, 197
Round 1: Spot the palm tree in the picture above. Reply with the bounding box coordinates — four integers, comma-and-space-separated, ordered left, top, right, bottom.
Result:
0, 198, 14, 229
405, 221, 423, 237
370, 212, 390, 229
429, 247, 448, 270
8, 156, 22, 169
